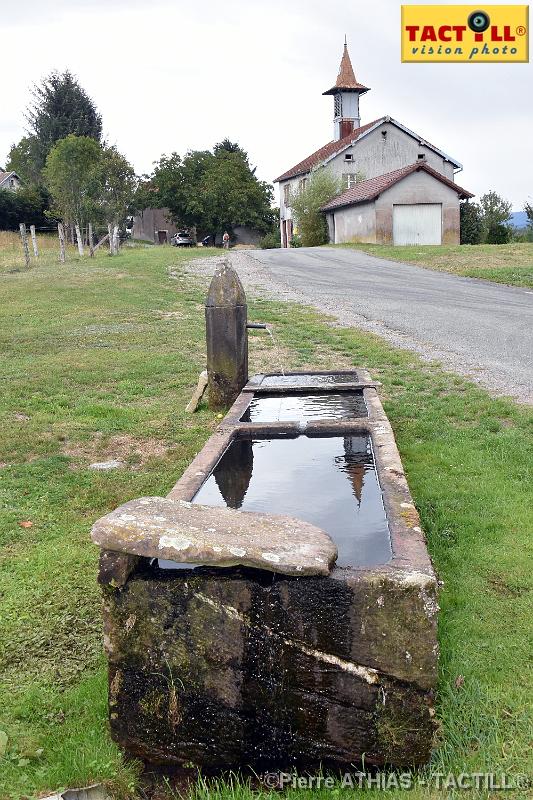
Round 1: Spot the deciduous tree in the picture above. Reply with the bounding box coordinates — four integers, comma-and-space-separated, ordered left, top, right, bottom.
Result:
288, 169, 341, 247
43, 135, 102, 230
96, 145, 136, 227
478, 191, 512, 241
148, 142, 274, 242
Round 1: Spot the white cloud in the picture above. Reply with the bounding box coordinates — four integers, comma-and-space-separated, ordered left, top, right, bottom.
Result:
1, 0, 531, 206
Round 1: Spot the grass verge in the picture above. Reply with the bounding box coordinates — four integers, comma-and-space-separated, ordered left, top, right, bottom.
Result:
0, 244, 531, 799
333, 242, 533, 288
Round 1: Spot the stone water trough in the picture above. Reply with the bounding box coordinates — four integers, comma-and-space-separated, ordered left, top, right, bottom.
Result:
92, 369, 439, 770
91, 264, 438, 770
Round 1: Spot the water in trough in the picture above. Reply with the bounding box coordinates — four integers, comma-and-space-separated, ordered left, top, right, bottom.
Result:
160, 433, 391, 570
240, 391, 367, 422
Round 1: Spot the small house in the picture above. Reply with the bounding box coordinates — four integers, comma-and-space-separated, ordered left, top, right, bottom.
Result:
0, 171, 22, 191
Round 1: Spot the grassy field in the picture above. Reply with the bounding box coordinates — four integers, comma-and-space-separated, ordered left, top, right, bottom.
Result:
0, 235, 531, 799
333, 242, 533, 288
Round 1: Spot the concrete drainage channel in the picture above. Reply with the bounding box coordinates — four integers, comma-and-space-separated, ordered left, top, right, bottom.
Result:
91, 264, 439, 772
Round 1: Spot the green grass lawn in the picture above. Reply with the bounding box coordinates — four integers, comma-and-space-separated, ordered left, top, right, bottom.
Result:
0, 242, 531, 799
333, 242, 533, 288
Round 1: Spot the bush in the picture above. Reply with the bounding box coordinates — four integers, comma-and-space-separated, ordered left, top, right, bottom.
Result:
288, 169, 340, 247
290, 233, 302, 247
259, 230, 281, 249
486, 221, 511, 244
0, 186, 50, 230
460, 201, 482, 244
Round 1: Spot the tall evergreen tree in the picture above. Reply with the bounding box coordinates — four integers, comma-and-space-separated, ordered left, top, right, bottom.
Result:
7, 71, 102, 183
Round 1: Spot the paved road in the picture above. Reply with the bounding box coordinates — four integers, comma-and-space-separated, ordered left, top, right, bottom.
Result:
248, 247, 533, 404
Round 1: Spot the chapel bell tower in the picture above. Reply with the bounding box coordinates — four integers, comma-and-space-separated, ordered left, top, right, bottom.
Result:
323, 38, 370, 141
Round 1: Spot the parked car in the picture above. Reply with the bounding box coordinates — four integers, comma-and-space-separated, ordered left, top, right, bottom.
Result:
171, 231, 194, 247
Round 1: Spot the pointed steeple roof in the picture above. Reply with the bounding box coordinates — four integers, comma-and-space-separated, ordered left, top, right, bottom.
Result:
323, 39, 370, 95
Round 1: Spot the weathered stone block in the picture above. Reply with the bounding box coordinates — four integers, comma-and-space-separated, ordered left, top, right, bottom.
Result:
103, 564, 437, 769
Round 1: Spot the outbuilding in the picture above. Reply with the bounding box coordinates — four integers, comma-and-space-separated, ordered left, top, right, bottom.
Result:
321, 162, 473, 245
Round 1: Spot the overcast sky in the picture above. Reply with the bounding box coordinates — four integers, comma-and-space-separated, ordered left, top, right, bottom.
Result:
1, 0, 531, 207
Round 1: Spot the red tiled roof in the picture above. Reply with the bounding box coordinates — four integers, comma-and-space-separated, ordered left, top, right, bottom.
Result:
321, 162, 474, 211
274, 118, 384, 183
323, 43, 369, 95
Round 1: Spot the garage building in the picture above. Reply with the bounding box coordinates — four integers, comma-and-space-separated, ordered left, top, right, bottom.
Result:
322, 162, 474, 245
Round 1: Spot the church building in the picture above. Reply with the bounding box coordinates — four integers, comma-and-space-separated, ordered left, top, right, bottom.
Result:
275, 42, 473, 247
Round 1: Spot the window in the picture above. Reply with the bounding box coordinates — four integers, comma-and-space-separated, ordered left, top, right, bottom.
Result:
344, 153, 353, 162
417, 153, 426, 160
298, 177, 307, 192
283, 184, 290, 205
342, 173, 358, 190
334, 93, 342, 118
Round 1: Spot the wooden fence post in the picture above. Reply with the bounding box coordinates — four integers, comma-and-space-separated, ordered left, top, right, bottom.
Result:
58, 223, 66, 264
19, 223, 30, 268
88, 223, 95, 257
107, 223, 113, 255
30, 225, 39, 257
113, 224, 119, 255
75, 223, 84, 256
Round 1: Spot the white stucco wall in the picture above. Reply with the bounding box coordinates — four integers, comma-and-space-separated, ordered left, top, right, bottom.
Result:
328, 169, 462, 246
327, 201, 377, 244
324, 122, 456, 183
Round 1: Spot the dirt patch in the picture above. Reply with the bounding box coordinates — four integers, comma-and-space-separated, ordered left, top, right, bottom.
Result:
487, 576, 529, 598
61, 434, 172, 469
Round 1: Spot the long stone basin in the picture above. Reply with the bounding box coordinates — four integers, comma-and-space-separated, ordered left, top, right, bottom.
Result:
96, 370, 439, 770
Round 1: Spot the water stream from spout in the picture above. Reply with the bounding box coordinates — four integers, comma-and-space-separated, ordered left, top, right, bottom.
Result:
265, 326, 286, 377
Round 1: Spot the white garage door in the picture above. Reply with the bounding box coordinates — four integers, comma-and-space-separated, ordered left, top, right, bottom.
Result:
393, 204, 442, 245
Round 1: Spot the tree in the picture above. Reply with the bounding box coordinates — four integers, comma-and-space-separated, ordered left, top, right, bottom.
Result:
486, 221, 511, 244
5, 136, 43, 185
44, 135, 102, 231
151, 150, 214, 229
28, 71, 102, 164
6, 71, 102, 185
460, 200, 483, 244
199, 148, 274, 239
478, 191, 512, 241
95, 145, 136, 227
525, 200, 533, 227
149, 142, 274, 240
288, 169, 341, 247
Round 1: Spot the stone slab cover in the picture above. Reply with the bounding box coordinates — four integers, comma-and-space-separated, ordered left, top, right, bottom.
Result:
91, 496, 338, 576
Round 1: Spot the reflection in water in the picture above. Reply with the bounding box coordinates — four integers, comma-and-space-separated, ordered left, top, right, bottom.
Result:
214, 438, 254, 508
241, 392, 367, 422
192, 434, 391, 568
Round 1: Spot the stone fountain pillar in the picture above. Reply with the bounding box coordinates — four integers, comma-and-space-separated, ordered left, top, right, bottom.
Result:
206, 262, 248, 411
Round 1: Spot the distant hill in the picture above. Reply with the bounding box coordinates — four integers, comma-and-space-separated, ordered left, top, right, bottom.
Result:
508, 211, 529, 229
